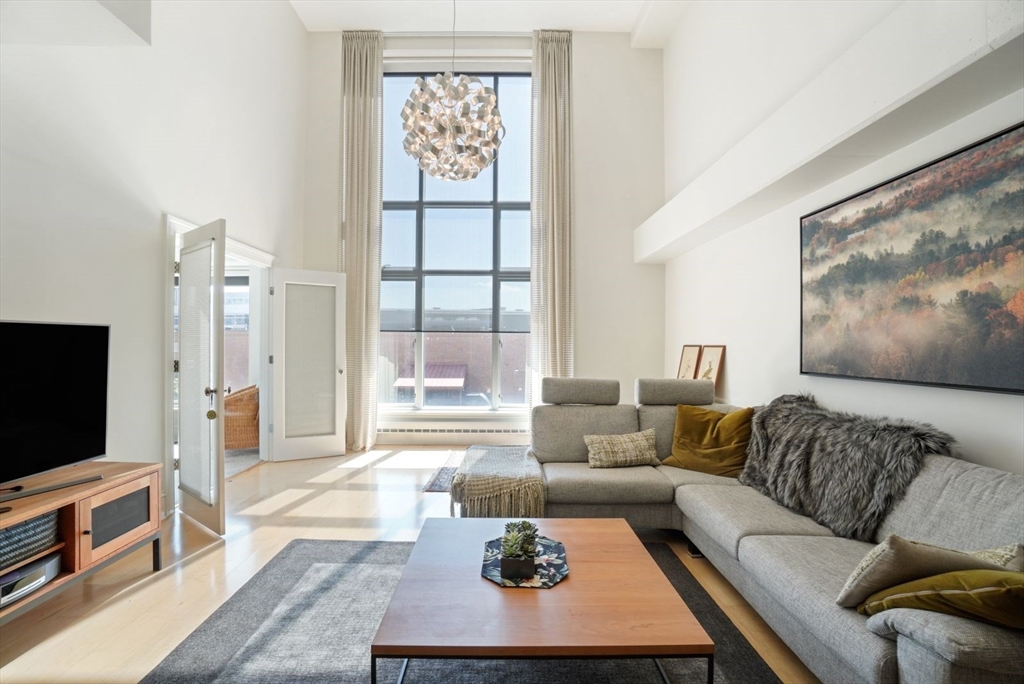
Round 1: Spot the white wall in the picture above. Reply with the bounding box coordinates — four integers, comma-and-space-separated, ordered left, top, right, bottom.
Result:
573, 32, 665, 402
303, 32, 343, 272
662, 0, 900, 197
664, 92, 1024, 474
0, 2, 309, 486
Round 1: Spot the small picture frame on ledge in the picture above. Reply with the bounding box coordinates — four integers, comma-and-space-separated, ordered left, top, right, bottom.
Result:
677, 345, 702, 379
696, 345, 725, 390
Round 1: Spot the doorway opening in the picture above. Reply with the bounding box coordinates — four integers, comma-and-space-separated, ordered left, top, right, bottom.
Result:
165, 215, 274, 530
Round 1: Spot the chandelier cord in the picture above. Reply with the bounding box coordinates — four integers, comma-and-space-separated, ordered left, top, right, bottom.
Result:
451, 0, 456, 74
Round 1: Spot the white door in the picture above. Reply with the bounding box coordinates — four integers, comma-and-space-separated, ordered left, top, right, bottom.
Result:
178, 220, 226, 535
271, 268, 346, 461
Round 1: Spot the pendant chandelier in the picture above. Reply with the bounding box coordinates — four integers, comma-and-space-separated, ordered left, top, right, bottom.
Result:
400, 1, 505, 182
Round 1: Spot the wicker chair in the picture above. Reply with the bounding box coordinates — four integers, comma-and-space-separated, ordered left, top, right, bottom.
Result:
224, 385, 259, 450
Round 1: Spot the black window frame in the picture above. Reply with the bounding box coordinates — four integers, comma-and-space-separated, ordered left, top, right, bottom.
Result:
381, 72, 531, 409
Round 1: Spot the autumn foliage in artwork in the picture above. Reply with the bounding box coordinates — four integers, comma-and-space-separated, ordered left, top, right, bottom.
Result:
801, 125, 1024, 393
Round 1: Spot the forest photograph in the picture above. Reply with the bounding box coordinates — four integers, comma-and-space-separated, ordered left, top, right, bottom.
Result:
801, 124, 1024, 394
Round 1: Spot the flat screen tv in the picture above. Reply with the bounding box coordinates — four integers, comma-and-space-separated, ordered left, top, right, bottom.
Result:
0, 321, 109, 487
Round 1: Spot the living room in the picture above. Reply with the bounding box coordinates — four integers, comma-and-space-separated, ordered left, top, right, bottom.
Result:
1, 1, 1022, 683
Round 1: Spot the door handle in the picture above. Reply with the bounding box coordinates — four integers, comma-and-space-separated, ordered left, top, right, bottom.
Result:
205, 387, 217, 396
338, 369, 344, 375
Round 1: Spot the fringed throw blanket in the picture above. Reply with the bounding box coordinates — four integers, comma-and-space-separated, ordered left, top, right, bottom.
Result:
450, 445, 545, 518
739, 394, 957, 541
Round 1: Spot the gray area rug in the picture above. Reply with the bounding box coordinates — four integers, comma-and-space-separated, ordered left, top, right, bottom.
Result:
421, 450, 465, 493
225, 449, 261, 480
141, 539, 779, 684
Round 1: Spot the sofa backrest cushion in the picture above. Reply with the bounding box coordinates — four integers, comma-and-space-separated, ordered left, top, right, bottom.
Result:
541, 378, 620, 405
638, 403, 742, 460
635, 378, 714, 406
530, 404, 639, 463
876, 454, 1024, 551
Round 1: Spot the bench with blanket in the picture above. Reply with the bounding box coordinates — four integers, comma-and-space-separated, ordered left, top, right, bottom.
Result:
452, 377, 1024, 684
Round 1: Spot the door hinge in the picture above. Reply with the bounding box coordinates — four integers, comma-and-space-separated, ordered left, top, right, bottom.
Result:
269, 286, 275, 295
173, 458, 180, 470
173, 261, 180, 274
173, 360, 179, 373
269, 355, 274, 364
269, 423, 274, 434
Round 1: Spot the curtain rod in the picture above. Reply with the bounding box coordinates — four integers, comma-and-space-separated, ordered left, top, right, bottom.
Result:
383, 31, 532, 38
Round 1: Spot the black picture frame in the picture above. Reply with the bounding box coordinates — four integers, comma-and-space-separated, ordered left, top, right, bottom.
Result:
800, 121, 1024, 395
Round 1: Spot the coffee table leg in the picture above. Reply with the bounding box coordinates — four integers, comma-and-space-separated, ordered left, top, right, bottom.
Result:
707, 654, 715, 684
654, 658, 672, 683
370, 656, 376, 684
396, 658, 409, 684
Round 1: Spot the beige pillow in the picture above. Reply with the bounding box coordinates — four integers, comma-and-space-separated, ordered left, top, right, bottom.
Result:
836, 534, 1024, 608
584, 429, 659, 468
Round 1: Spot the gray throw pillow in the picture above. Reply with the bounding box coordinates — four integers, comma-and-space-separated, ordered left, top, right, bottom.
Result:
836, 534, 1024, 608
584, 429, 659, 468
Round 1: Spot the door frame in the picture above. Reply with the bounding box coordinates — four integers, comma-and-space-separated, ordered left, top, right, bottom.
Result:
162, 214, 276, 520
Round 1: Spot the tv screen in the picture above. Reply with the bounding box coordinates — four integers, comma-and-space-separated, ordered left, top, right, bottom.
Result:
0, 321, 109, 485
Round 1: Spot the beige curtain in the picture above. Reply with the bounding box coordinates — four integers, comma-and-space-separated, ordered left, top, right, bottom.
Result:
530, 30, 575, 404
339, 30, 383, 451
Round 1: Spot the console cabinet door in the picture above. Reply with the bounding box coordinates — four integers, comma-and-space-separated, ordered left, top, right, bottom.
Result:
79, 474, 160, 569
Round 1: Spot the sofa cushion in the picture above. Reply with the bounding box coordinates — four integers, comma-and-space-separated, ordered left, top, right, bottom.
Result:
639, 403, 743, 461
837, 534, 1024, 608
876, 454, 1024, 550
738, 535, 896, 683
543, 462, 674, 504
530, 404, 638, 463
584, 429, 660, 468
540, 377, 620, 405
675, 485, 833, 558
634, 378, 714, 405
858, 569, 1024, 629
662, 405, 753, 478
656, 465, 741, 488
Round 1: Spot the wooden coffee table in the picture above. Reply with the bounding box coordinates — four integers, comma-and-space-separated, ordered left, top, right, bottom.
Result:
371, 517, 714, 683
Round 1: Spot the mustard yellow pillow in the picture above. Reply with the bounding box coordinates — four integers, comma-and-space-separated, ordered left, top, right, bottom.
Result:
857, 569, 1024, 629
661, 405, 753, 478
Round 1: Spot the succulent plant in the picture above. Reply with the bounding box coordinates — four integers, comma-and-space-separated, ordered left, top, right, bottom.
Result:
501, 520, 539, 559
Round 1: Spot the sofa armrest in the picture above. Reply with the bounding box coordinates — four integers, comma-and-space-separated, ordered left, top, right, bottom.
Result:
866, 609, 1024, 675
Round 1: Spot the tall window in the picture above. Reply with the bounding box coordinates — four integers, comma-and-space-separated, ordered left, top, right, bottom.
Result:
380, 74, 531, 409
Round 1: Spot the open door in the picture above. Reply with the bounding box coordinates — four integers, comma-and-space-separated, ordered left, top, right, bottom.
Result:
177, 220, 226, 535
271, 268, 346, 461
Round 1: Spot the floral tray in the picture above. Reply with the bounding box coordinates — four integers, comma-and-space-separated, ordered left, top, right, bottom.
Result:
481, 536, 569, 588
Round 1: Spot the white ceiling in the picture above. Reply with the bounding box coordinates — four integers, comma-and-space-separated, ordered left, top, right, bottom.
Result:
288, 1, 671, 36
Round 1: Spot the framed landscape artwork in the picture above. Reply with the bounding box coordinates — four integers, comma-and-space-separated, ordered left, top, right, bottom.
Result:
677, 345, 702, 379
696, 345, 725, 389
801, 123, 1024, 394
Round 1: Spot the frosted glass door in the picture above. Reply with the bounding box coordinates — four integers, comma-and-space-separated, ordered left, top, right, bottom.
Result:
177, 220, 226, 535
271, 269, 346, 461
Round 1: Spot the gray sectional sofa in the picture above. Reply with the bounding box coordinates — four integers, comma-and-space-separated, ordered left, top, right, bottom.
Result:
529, 377, 1024, 684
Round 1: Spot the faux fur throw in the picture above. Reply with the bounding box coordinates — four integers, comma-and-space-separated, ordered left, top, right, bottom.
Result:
739, 394, 957, 542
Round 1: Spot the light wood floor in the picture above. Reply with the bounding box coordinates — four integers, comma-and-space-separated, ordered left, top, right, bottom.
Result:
0, 448, 819, 683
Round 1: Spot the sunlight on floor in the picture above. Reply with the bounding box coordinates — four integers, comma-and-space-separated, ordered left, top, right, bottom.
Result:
237, 488, 314, 516
373, 450, 457, 469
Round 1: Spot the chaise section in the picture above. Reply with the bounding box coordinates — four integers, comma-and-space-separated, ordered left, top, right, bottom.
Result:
543, 462, 675, 504
675, 485, 833, 558
738, 535, 897, 683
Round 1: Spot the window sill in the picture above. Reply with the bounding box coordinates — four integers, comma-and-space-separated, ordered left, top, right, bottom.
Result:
377, 405, 530, 430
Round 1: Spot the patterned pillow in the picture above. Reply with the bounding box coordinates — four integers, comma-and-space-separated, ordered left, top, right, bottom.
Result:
836, 534, 1024, 608
584, 429, 659, 468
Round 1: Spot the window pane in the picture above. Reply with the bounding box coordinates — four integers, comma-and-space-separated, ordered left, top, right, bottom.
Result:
500, 210, 529, 270
499, 281, 529, 332
424, 332, 492, 407
497, 76, 531, 202
379, 332, 416, 404
424, 208, 492, 271
382, 211, 416, 269
423, 165, 493, 201
381, 281, 416, 331
224, 285, 249, 393
424, 275, 492, 331
500, 333, 529, 405
384, 76, 420, 201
